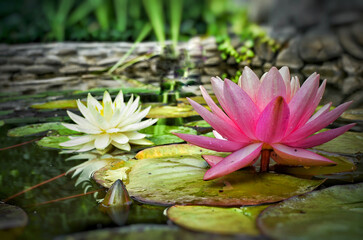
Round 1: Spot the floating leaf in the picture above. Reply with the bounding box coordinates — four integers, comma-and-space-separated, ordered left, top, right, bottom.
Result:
36, 136, 70, 149
177, 95, 218, 105
146, 105, 198, 118
0, 203, 28, 230
8, 122, 79, 137
135, 144, 225, 159
341, 109, 363, 121
258, 183, 363, 240
140, 125, 197, 145
167, 205, 268, 235
184, 120, 211, 128
31, 100, 83, 109
313, 131, 363, 155
273, 150, 357, 177
94, 157, 324, 206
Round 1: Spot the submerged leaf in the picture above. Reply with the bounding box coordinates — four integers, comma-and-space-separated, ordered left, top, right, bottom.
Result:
258, 183, 363, 240
37, 136, 71, 149
0, 203, 28, 230
167, 205, 268, 235
140, 125, 197, 145
94, 157, 324, 206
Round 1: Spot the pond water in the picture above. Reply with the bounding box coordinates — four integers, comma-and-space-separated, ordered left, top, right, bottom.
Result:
0, 68, 362, 240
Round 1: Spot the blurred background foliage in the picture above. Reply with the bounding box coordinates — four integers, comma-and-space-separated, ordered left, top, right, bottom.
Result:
0, 0, 265, 44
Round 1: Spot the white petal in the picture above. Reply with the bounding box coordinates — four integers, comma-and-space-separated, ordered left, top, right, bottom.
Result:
117, 106, 151, 128
111, 133, 129, 144
118, 118, 158, 132
62, 123, 102, 134
67, 111, 100, 131
129, 138, 154, 145
87, 93, 103, 111
102, 91, 114, 121
88, 102, 110, 130
94, 134, 111, 150
213, 130, 225, 140
124, 131, 147, 140
76, 142, 96, 152
112, 141, 131, 151
60, 135, 95, 147
76, 100, 97, 126
114, 90, 124, 108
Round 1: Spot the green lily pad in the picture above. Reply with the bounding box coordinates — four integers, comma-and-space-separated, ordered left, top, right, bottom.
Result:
57, 224, 241, 240
31, 100, 82, 109
94, 157, 324, 206
313, 131, 363, 155
135, 144, 226, 159
36, 136, 70, 149
273, 150, 357, 177
146, 105, 198, 118
167, 205, 269, 235
140, 125, 197, 145
257, 183, 363, 240
184, 120, 211, 128
341, 109, 363, 121
0, 203, 28, 230
8, 122, 80, 137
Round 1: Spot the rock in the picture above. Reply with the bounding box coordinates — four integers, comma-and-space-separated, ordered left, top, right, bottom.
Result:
203, 40, 218, 52
269, 26, 297, 44
8, 56, 33, 65
302, 64, 320, 76
341, 54, 363, 75
88, 66, 107, 72
203, 67, 223, 76
81, 50, 107, 58
251, 56, 263, 67
52, 48, 77, 56
26, 49, 44, 57
346, 90, 363, 108
299, 32, 342, 62
0, 57, 6, 65
59, 65, 87, 74
0, 65, 23, 73
97, 57, 120, 66
227, 56, 237, 65
132, 61, 149, 71
338, 26, 363, 60
188, 49, 203, 58
263, 62, 274, 72
342, 77, 363, 95
204, 56, 222, 66
12, 73, 37, 81
255, 41, 275, 62
23, 65, 56, 75
238, 60, 251, 68
276, 38, 304, 70
321, 87, 344, 107
352, 22, 363, 46
188, 69, 201, 77
35, 56, 63, 66
318, 61, 342, 78
0, 74, 11, 82
330, 11, 361, 25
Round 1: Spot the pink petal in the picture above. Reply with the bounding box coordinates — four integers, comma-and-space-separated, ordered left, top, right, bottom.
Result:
296, 80, 327, 128
255, 96, 290, 143
271, 144, 335, 166
307, 102, 332, 123
200, 86, 235, 126
284, 101, 352, 143
279, 66, 291, 99
285, 73, 319, 135
286, 123, 355, 148
202, 155, 224, 167
238, 66, 260, 102
256, 67, 286, 111
188, 98, 250, 142
173, 133, 249, 152
223, 79, 260, 139
203, 143, 263, 180
210, 76, 227, 109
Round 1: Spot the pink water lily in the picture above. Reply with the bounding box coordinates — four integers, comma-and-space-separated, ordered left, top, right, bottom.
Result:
174, 66, 355, 180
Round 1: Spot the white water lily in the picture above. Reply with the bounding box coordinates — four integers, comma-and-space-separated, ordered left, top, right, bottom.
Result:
60, 90, 158, 152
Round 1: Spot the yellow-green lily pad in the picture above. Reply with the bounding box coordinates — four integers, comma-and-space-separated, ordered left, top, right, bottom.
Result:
31, 100, 83, 109
93, 157, 324, 206
258, 183, 363, 240
7, 122, 79, 137
313, 131, 363, 155
146, 105, 198, 118
135, 144, 226, 159
167, 205, 269, 235
177, 95, 218, 105
36, 136, 70, 149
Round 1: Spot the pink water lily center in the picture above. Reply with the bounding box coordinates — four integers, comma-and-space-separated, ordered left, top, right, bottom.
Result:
174, 66, 355, 180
